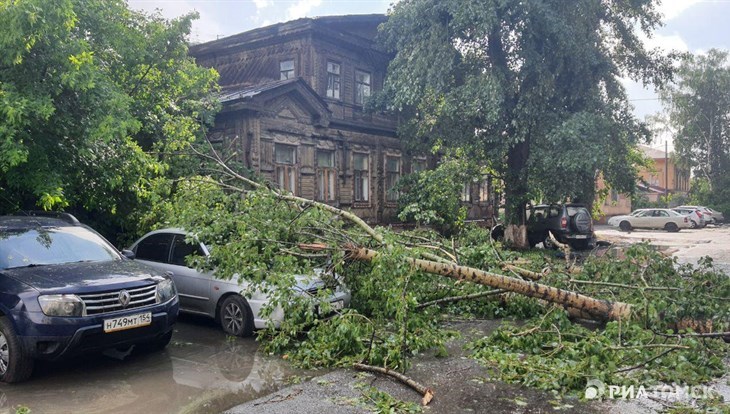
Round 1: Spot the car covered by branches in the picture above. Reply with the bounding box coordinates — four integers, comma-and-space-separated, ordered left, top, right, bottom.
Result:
129, 228, 351, 337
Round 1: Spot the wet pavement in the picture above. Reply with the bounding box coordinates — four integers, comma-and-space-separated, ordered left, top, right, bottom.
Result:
594, 223, 730, 273
0, 315, 305, 414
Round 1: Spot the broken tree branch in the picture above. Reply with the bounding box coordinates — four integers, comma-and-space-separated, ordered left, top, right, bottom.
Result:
568, 279, 680, 291
501, 264, 544, 280
347, 245, 632, 321
416, 289, 506, 309
354, 363, 434, 406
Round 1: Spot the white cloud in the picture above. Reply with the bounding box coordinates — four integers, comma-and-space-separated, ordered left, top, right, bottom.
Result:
657, 0, 700, 21
644, 32, 689, 52
127, 1, 223, 43
253, 0, 273, 11
286, 0, 323, 20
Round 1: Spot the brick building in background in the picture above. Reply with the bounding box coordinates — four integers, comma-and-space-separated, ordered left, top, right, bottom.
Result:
597, 144, 691, 222
190, 15, 495, 224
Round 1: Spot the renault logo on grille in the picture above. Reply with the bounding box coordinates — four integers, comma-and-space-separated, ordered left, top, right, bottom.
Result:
118, 290, 131, 308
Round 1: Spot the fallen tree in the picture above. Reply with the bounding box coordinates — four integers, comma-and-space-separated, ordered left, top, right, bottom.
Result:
140, 143, 728, 409
186, 142, 632, 322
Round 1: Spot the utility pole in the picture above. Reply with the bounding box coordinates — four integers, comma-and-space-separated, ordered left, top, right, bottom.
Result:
665, 140, 669, 207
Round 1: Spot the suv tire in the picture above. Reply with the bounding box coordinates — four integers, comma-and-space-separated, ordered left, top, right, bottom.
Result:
571, 210, 592, 233
0, 317, 34, 383
542, 231, 558, 250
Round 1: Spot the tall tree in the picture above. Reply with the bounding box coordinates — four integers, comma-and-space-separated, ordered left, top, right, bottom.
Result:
374, 0, 672, 247
0, 0, 218, 238
661, 49, 730, 200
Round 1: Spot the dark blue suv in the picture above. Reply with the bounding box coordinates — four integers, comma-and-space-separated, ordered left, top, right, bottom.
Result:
0, 213, 179, 382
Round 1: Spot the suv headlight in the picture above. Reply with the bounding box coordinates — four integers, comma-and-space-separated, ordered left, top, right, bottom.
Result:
156, 278, 176, 304
38, 294, 85, 317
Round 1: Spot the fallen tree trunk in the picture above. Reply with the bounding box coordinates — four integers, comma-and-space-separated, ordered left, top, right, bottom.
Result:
347, 246, 632, 321
354, 363, 434, 406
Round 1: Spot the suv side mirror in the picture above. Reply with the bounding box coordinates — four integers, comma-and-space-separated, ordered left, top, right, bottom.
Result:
121, 249, 136, 260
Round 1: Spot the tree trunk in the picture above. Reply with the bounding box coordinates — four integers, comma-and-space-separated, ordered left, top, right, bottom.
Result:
346, 246, 632, 321
504, 140, 530, 249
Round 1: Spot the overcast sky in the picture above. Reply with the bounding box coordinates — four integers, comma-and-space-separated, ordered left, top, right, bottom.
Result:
128, 0, 730, 147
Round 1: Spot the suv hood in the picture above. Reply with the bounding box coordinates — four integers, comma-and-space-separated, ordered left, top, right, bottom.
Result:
1, 260, 163, 293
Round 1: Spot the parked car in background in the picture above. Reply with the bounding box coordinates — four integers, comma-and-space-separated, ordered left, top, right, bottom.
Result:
0, 213, 179, 383
526, 203, 595, 250
672, 207, 707, 228
129, 228, 351, 337
608, 208, 690, 232
676, 205, 724, 225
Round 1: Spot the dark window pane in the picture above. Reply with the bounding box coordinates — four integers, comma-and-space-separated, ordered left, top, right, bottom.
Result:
171, 236, 205, 266
135, 233, 174, 263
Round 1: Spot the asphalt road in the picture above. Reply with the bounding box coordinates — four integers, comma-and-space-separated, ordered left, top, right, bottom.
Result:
594, 223, 730, 273
0, 314, 303, 414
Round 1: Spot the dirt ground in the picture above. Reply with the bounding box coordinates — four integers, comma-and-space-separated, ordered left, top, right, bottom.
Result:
225, 319, 602, 414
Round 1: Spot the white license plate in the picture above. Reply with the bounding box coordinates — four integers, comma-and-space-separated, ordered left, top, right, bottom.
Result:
573, 235, 588, 239
331, 300, 344, 311
103, 312, 152, 333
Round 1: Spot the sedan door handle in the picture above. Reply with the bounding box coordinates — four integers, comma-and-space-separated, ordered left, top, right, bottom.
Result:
165, 271, 174, 277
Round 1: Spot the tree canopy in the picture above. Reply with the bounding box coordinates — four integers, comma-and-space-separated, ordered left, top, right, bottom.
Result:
661, 49, 730, 213
0, 0, 218, 239
374, 0, 673, 246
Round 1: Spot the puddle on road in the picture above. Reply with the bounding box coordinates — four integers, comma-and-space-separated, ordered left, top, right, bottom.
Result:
0, 315, 307, 414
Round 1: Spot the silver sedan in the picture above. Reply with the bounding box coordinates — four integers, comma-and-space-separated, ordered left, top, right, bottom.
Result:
129, 228, 351, 337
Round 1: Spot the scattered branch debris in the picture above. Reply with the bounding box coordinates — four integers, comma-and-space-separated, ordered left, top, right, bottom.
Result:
354, 363, 434, 406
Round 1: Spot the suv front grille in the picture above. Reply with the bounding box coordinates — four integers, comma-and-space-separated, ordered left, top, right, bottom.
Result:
79, 284, 157, 315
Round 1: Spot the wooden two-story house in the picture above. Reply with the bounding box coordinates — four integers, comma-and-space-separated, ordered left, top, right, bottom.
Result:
190, 15, 494, 223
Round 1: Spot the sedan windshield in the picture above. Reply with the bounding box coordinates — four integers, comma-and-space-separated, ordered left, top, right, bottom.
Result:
0, 227, 119, 270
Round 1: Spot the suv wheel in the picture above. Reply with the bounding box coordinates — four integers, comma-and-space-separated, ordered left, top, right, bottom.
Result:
542, 232, 558, 250
571, 210, 592, 233
219, 295, 254, 337
0, 317, 34, 383
689, 219, 698, 229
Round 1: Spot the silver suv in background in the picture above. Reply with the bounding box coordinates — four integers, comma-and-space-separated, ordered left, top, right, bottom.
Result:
129, 229, 351, 337
672, 207, 707, 228
676, 205, 724, 225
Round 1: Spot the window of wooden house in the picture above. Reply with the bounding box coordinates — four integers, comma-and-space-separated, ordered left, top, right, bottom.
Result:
385, 156, 401, 202
326, 61, 341, 99
280, 59, 295, 80
316, 150, 336, 202
411, 158, 427, 173
477, 177, 491, 203
354, 70, 371, 105
274, 143, 297, 194
461, 182, 471, 203
353, 153, 370, 202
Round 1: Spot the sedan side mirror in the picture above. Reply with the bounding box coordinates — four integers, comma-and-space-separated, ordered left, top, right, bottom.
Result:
121, 249, 136, 260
